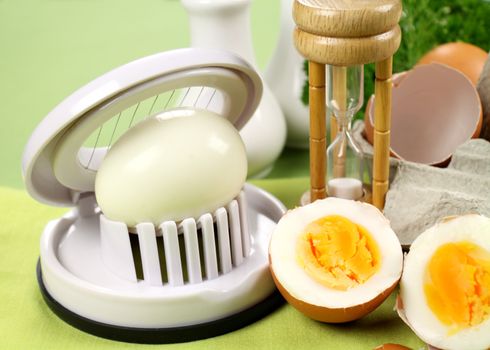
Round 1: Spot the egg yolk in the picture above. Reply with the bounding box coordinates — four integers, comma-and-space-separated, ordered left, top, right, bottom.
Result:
424, 241, 490, 333
297, 215, 380, 290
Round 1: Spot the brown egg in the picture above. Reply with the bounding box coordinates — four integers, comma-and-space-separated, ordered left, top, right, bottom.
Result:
417, 42, 488, 85
363, 64, 482, 166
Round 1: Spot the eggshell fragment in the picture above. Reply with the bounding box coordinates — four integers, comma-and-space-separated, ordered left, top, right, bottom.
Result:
373, 343, 412, 350
364, 63, 482, 166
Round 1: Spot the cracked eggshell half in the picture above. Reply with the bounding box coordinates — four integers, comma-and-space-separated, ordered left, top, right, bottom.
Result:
397, 214, 490, 350
364, 63, 482, 166
269, 197, 403, 323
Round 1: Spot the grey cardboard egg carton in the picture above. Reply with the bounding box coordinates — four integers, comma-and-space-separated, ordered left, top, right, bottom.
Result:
353, 121, 490, 248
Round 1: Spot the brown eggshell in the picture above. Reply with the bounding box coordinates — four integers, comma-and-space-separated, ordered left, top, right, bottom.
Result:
417, 42, 488, 85
373, 344, 412, 350
364, 63, 482, 166
270, 264, 400, 323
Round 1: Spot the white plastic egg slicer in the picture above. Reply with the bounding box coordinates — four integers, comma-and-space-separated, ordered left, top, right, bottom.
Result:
22, 48, 286, 343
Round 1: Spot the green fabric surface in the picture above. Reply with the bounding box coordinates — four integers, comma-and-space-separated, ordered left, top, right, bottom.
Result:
0, 184, 424, 349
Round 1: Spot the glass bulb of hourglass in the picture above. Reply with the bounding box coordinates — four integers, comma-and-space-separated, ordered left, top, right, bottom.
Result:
327, 64, 364, 119
326, 64, 365, 200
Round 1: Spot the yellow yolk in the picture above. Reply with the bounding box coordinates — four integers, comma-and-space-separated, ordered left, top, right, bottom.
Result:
297, 215, 381, 290
424, 242, 490, 333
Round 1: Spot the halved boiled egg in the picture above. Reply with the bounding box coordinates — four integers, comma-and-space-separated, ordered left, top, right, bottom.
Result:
398, 214, 490, 350
269, 197, 403, 323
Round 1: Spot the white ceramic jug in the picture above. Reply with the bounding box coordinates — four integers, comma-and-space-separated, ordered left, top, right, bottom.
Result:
265, 0, 310, 149
182, 0, 287, 178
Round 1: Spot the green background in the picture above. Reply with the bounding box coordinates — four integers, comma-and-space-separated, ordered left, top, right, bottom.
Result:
0, 0, 312, 190
0, 0, 449, 348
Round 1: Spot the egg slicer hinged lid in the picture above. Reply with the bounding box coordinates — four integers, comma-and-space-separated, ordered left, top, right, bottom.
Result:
22, 48, 286, 344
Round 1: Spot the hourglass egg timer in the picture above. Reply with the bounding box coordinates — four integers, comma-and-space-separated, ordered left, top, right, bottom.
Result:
293, 0, 402, 209
22, 48, 286, 343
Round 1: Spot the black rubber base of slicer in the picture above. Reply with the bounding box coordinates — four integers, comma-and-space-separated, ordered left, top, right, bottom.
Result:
36, 259, 284, 344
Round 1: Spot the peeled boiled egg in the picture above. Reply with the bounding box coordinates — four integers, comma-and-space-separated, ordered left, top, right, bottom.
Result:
95, 107, 247, 227
269, 197, 403, 323
398, 214, 490, 350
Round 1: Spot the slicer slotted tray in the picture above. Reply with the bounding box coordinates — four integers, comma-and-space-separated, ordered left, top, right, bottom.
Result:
37, 184, 284, 343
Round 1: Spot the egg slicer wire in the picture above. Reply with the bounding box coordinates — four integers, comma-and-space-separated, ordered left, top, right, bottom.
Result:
22, 48, 286, 343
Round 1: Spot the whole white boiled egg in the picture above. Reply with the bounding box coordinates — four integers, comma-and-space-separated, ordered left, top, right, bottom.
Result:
269, 197, 403, 322
95, 107, 247, 227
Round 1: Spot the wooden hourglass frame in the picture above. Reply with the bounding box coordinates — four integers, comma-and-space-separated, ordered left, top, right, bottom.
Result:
293, 0, 402, 210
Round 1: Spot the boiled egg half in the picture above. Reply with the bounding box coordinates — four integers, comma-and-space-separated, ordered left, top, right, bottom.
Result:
398, 214, 490, 350
269, 197, 403, 322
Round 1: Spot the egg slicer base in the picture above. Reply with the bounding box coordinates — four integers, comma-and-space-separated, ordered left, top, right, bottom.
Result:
36, 262, 284, 344
22, 48, 287, 343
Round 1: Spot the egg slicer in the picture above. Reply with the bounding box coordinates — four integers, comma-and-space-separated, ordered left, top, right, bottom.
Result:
22, 48, 286, 344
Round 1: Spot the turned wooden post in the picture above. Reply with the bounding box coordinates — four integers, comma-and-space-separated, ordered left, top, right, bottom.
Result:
373, 57, 393, 209
293, 0, 402, 210
309, 62, 327, 201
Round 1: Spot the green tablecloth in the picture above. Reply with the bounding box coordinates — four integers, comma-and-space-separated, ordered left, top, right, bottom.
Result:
0, 1, 423, 348
0, 183, 424, 349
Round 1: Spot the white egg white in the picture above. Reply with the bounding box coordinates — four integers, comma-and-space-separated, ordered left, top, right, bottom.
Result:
399, 214, 490, 350
269, 197, 403, 309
